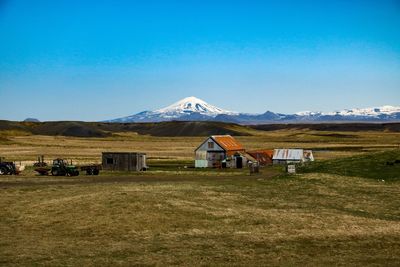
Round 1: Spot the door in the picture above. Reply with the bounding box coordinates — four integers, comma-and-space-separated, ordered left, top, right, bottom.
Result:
236, 157, 243, 169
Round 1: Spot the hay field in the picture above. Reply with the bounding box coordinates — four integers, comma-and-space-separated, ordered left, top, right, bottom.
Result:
1, 129, 400, 266
1, 129, 400, 164
1, 173, 400, 266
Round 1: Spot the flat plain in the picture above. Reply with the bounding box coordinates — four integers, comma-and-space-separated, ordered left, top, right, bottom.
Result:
1, 126, 400, 266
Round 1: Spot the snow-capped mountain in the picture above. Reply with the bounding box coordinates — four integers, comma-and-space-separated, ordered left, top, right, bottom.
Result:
107, 97, 400, 124
154, 96, 237, 118
325, 106, 400, 117
108, 96, 237, 123
296, 106, 400, 117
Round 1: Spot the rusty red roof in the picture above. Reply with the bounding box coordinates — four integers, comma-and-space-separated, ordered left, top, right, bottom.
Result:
247, 150, 274, 165
212, 135, 244, 151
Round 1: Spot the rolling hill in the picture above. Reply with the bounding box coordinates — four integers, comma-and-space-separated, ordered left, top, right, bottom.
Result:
0, 120, 253, 137
1, 120, 400, 138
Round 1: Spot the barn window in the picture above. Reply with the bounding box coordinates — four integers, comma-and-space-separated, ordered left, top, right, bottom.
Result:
106, 158, 114, 164
208, 142, 214, 149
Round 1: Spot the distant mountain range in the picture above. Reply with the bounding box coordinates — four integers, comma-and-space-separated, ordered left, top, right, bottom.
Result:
107, 96, 400, 124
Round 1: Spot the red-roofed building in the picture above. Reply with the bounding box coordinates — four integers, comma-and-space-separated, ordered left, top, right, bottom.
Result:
195, 135, 246, 168
247, 150, 274, 166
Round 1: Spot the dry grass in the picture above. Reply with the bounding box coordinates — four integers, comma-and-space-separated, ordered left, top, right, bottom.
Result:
1, 173, 399, 266
1, 129, 400, 265
1, 129, 399, 164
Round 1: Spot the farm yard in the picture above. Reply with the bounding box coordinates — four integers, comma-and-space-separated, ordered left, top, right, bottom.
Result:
2, 0, 400, 265
1, 122, 400, 266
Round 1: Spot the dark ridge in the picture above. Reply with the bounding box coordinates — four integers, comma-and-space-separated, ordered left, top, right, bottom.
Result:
0, 120, 109, 137
0, 120, 28, 132
0, 120, 252, 137
95, 121, 251, 137
250, 123, 400, 132
30, 122, 110, 137
1, 121, 399, 138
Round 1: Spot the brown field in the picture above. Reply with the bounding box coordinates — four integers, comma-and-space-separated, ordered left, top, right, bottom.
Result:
1, 128, 400, 266
1, 128, 400, 163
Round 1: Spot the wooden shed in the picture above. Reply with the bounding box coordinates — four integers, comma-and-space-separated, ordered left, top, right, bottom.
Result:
102, 152, 147, 171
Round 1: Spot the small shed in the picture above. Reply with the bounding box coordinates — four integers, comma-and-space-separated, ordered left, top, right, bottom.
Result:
272, 149, 314, 165
102, 152, 147, 171
247, 150, 274, 166
195, 135, 246, 168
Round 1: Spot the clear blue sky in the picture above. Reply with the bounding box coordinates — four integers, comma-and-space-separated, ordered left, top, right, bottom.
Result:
0, 0, 399, 121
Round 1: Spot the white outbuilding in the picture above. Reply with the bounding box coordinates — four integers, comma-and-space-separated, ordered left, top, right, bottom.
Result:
272, 149, 314, 165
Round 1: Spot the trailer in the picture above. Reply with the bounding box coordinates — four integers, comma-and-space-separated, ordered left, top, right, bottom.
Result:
34, 155, 51, 175
34, 167, 51, 175
80, 164, 101, 175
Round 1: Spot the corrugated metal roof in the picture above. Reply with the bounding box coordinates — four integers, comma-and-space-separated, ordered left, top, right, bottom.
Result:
273, 149, 304, 160
247, 150, 274, 165
212, 135, 244, 151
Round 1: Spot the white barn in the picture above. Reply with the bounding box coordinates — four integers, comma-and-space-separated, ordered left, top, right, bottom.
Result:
272, 149, 314, 165
195, 135, 246, 168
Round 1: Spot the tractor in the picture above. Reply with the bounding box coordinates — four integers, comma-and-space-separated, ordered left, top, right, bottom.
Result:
0, 161, 18, 175
51, 158, 79, 176
0, 157, 22, 175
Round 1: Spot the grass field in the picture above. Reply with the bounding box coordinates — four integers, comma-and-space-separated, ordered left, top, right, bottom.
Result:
1, 128, 400, 163
1, 128, 400, 266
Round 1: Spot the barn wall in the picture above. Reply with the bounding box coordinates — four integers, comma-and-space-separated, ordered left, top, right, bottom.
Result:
102, 153, 146, 171
195, 138, 225, 168
195, 160, 208, 168
196, 138, 224, 152
273, 159, 302, 165
206, 151, 225, 168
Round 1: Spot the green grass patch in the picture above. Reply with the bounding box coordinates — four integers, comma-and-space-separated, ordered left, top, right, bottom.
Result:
299, 149, 400, 180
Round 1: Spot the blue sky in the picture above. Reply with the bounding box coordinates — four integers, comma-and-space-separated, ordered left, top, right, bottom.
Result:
0, 0, 399, 121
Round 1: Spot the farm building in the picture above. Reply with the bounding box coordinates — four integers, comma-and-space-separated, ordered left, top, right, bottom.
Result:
102, 152, 147, 171
272, 149, 314, 165
247, 150, 274, 166
195, 135, 246, 168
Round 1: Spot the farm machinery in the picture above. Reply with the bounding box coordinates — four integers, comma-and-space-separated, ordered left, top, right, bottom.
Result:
34, 156, 79, 176
0, 157, 25, 175
34, 156, 100, 176
51, 158, 80, 176
80, 164, 101, 175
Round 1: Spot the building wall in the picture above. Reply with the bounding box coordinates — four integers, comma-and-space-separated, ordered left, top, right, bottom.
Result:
195, 137, 225, 168
273, 159, 302, 165
195, 151, 225, 168
195, 160, 208, 168
102, 152, 146, 171
196, 137, 225, 153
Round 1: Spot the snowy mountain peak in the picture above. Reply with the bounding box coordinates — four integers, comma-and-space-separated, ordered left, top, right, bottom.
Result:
107, 99, 400, 123
326, 105, 400, 117
295, 111, 322, 116
295, 105, 400, 117
154, 96, 236, 117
